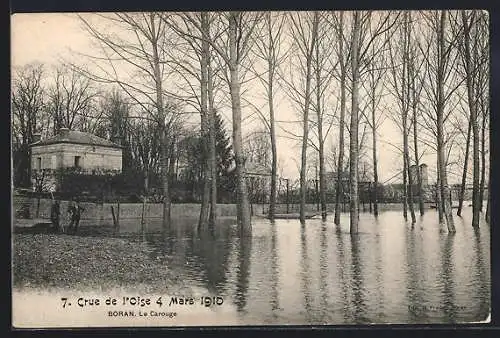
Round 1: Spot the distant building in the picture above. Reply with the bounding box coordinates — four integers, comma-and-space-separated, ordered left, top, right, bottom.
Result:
409, 163, 428, 187
325, 171, 349, 191
226, 161, 272, 203
30, 128, 123, 191
244, 162, 272, 179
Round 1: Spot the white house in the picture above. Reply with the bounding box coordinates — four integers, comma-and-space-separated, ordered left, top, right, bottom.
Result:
30, 128, 122, 191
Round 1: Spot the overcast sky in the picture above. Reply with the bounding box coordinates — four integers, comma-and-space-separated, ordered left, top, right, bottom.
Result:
12, 12, 478, 184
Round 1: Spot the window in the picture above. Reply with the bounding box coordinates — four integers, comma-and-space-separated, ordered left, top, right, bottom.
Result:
36, 157, 42, 170
74, 156, 81, 168
51, 155, 57, 169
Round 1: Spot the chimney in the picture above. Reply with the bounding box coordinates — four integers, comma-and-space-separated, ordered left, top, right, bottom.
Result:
32, 133, 41, 143
59, 127, 70, 137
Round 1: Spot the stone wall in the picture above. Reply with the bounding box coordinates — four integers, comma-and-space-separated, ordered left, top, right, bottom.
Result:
13, 197, 238, 223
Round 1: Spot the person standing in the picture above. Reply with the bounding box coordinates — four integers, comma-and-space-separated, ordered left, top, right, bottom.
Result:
50, 200, 61, 232
68, 198, 85, 234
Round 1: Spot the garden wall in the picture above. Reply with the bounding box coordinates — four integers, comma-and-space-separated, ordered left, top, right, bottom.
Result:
13, 198, 238, 219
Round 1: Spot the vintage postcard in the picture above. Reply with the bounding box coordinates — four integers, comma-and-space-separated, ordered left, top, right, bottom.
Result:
11, 10, 490, 328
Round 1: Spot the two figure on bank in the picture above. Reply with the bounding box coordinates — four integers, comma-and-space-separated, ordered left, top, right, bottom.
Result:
51, 198, 84, 234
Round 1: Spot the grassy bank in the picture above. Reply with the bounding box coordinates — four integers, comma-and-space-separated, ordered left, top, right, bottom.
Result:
12, 233, 186, 293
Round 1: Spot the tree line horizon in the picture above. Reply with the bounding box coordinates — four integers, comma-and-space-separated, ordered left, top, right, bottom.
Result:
12, 10, 490, 235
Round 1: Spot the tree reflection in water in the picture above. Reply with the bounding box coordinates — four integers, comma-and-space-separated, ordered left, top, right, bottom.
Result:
350, 234, 369, 323
405, 225, 426, 323
440, 232, 457, 322
135, 210, 489, 325
335, 227, 351, 323
234, 235, 252, 313
300, 223, 312, 321
269, 220, 280, 318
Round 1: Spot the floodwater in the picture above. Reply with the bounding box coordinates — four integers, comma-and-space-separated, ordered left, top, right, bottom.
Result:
136, 208, 490, 325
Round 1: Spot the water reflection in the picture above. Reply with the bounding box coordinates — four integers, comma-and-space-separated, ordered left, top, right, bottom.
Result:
473, 227, 490, 320
235, 236, 251, 312
405, 226, 426, 323
334, 227, 354, 323
269, 221, 280, 319
318, 222, 329, 321
440, 233, 456, 322
137, 209, 489, 325
299, 223, 312, 321
194, 230, 231, 294
350, 234, 368, 323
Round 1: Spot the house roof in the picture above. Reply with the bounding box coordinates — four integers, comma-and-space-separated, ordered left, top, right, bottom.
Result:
245, 162, 271, 177
30, 130, 122, 149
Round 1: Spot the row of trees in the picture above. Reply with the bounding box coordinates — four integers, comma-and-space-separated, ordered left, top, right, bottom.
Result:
12, 65, 240, 195
12, 10, 489, 236
233, 10, 489, 232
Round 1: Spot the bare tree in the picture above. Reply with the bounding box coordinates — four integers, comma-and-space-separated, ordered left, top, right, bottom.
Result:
98, 89, 134, 169
479, 102, 488, 212
11, 63, 46, 188
329, 12, 350, 227
226, 12, 260, 233
418, 10, 460, 232
285, 11, 319, 224
249, 12, 287, 220
165, 11, 261, 234
408, 14, 427, 217
387, 12, 416, 224
349, 11, 362, 233
359, 22, 390, 218
165, 12, 217, 229
475, 13, 489, 215
47, 65, 98, 133
455, 106, 471, 217
127, 116, 162, 193
479, 74, 489, 223
458, 10, 483, 226
77, 13, 182, 231
311, 13, 337, 221
349, 11, 398, 233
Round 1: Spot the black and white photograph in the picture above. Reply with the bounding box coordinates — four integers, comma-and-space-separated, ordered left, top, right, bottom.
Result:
11, 10, 490, 327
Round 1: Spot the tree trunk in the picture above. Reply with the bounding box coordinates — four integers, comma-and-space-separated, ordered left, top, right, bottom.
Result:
151, 20, 170, 231
411, 97, 424, 217
268, 27, 278, 221
403, 154, 408, 221
143, 171, 149, 195
402, 13, 415, 223
334, 12, 346, 226
229, 12, 252, 235
457, 115, 472, 216
141, 196, 147, 239
208, 54, 217, 228
436, 11, 455, 233
168, 137, 176, 186
371, 87, 379, 217
198, 19, 210, 229
201, 12, 217, 230
349, 12, 361, 234
479, 112, 486, 211
485, 180, 490, 223
436, 179, 444, 224
461, 10, 480, 228
405, 149, 416, 224
315, 40, 327, 221
299, 12, 319, 224
160, 130, 171, 231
